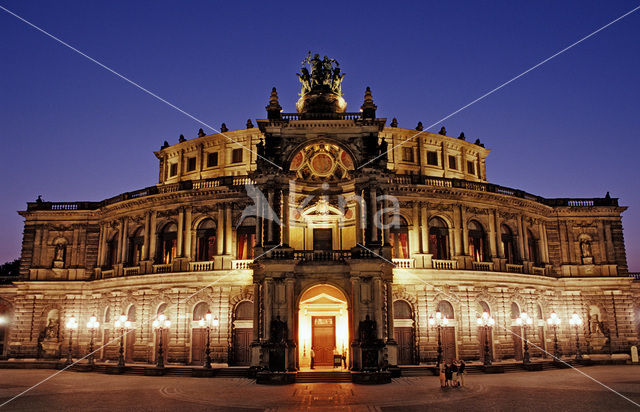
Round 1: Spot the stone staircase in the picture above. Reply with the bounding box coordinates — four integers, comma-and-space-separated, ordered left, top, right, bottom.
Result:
296, 371, 352, 383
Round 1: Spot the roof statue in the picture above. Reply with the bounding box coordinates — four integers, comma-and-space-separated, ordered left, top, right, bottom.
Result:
296, 52, 347, 114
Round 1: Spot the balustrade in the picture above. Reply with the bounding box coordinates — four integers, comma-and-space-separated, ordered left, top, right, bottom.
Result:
506, 263, 524, 274
122, 266, 139, 276
392, 258, 414, 268
532, 266, 546, 276
101, 269, 115, 278
152, 263, 173, 274
471, 261, 494, 271
432, 259, 458, 270
232, 260, 253, 269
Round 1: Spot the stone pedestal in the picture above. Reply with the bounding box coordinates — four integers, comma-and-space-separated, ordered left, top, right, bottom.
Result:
40, 339, 61, 358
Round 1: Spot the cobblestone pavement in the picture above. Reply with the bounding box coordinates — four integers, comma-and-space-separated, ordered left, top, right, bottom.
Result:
0, 366, 638, 411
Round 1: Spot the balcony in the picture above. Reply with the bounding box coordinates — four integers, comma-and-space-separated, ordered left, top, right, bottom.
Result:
472, 261, 494, 271
152, 263, 173, 274
392, 258, 414, 269
122, 266, 140, 276
232, 260, 253, 269
432, 259, 458, 270
506, 264, 524, 274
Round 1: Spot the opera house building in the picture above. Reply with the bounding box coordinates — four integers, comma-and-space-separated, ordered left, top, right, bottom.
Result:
0, 56, 637, 382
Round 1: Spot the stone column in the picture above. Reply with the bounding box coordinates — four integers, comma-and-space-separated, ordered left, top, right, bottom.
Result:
285, 277, 294, 340
386, 281, 395, 341
373, 278, 383, 339
350, 277, 360, 339
253, 282, 261, 341
184, 207, 192, 259
142, 213, 150, 261
355, 189, 364, 245
461, 206, 468, 255
453, 208, 462, 257
217, 206, 224, 255
255, 196, 263, 247
370, 187, 378, 243
267, 190, 274, 244
149, 211, 157, 263
495, 211, 504, 258
517, 215, 526, 262
225, 204, 232, 254
604, 222, 615, 263
263, 279, 273, 340
282, 189, 290, 246
522, 217, 530, 261
177, 207, 184, 257
97, 223, 105, 267
116, 219, 124, 263
411, 203, 420, 253
421, 204, 429, 253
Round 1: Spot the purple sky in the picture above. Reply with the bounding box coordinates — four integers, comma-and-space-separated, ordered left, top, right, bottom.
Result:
1, 1, 639, 270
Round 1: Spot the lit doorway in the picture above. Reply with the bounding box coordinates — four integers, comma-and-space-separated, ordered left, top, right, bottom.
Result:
298, 284, 348, 370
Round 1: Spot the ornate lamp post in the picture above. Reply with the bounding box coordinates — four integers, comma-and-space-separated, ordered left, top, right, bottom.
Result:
569, 312, 583, 360
86, 315, 100, 366
515, 312, 533, 364
65, 316, 78, 366
198, 312, 213, 369
546, 312, 561, 361
152, 313, 171, 368
428, 310, 448, 367
476, 311, 495, 366
114, 314, 133, 368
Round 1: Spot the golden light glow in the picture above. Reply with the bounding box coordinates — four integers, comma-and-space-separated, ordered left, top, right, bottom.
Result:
298, 284, 348, 368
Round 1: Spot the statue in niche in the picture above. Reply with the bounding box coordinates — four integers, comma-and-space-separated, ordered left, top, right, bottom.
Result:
44, 317, 59, 339
358, 314, 377, 344
269, 315, 287, 343
54, 243, 65, 262
589, 313, 603, 335
580, 239, 592, 258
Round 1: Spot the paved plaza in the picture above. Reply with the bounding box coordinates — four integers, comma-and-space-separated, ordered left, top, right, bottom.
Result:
0, 366, 638, 411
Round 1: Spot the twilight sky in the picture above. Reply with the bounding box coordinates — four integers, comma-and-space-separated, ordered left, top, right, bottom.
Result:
0, 1, 638, 271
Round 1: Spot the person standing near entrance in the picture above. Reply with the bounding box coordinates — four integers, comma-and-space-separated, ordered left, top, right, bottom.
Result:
310, 348, 315, 369
458, 360, 466, 387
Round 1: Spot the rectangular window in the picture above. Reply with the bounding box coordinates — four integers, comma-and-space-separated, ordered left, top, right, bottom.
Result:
467, 161, 475, 175
402, 147, 414, 163
231, 148, 243, 163
426, 151, 438, 166
448, 155, 457, 170
169, 163, 178, 177
207, 152, 218, 167
186, 157, 196, 172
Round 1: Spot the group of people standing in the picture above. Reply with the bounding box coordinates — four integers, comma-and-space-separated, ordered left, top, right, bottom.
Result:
439, 360, 465, 388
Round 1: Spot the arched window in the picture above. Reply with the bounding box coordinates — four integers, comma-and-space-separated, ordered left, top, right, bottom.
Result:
477, 301, 490, 316
437, 300, 455, 319
235, 301, 253, 320
157, 223, 177, 264
127, 228, 144, 267
393, 300, 412, 319
196, 219, 217, 261
501, 224, 518, 264
510, 302, 520, 319
104, 307, 111, 324
127, 305, 137, 322
527, 229, 540, 265
157, 303, 167, 317
389, 216, 409, 259
193, 302, 210, 321
236, 217, 256, 260
429, 217, 450, 260
468, 220, 487, 262
105, 233, 118, 269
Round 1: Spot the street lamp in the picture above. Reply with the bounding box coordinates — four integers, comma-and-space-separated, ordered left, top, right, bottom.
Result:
515, 312, 533, 364
152, 313, 171, 368
86, 315, 100, 366
114, 314, 133, 368
428, 310, 448, 367
476, 312, 495, 366
65, 316, 78, 366
546, 312, 561, 361
569, 312, 583, 360
198, 311, 213, 369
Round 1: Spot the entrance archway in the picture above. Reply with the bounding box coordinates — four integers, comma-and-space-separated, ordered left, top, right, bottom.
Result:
298, 284, 348, 369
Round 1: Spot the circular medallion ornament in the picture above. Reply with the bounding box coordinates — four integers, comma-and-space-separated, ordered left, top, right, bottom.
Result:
310, 153, 334, 176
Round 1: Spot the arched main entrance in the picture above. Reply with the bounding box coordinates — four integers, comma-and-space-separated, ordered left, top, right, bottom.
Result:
298, 284, 348, 369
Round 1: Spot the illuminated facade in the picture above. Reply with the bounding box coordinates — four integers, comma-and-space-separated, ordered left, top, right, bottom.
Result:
0, 58, 638, 379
